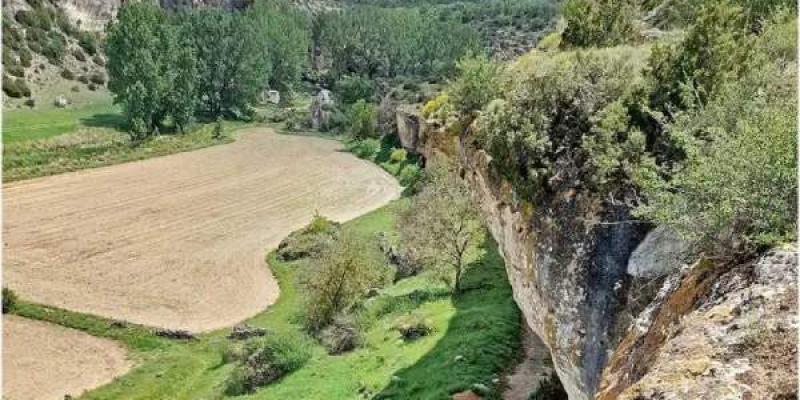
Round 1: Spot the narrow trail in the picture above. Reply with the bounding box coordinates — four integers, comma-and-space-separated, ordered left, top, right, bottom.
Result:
3, 128, 402, 331
503, 325, 555, 400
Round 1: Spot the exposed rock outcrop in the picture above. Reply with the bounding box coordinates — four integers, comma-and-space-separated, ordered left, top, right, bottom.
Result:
400, 108, 798, 400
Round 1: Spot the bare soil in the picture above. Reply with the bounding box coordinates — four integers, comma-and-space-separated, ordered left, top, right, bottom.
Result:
503, 325, 554, 400
2, 315, 132, 400
3, 128, 401, 331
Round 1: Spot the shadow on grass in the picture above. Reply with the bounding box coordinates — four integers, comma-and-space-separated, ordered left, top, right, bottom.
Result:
374, 234, 523, 400
80, 112, 128, 131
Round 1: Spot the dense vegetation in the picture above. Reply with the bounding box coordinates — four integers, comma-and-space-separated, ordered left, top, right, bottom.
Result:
431, 0, 796, 256
106, 1, 309, 138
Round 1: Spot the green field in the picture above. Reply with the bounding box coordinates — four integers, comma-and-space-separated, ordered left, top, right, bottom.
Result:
10, 202, 521, 400
3, 99, 121, 143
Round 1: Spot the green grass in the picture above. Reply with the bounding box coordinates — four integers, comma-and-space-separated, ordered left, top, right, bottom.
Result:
12, 201, 521, 400
3, 99, 121, 143
3, 121, 255, 182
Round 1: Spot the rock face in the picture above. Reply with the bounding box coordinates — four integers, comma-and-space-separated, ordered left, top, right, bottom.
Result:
401, 109, 798, 400
58, 0, 122, 32
159, 0, 253, 11
309, 89, 334, 130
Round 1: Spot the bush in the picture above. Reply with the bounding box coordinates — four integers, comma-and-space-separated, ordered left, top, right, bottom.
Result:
78, 32, 98, 55
334, 75, 374, 104
60, 68, 74, 80
77, 75, 89, 84
41, 33, 66, 64
18, 48, 32, 67
71, 85, 80, 92
347, 99, 377, 139
345, 138, 380, 159
226, 333, 312, 395
15, 9, 51, 31
3, 76, 31, 98
276, 213, 339, 261
92, 55, 105, 66
421, 92, 451, 120
24, 98, 35, 108
560, 0, 639, 48
389, 148, 407, 163
393, 313, 432, 342
635, 54, 797, 253
449, 53, 499, 115
72, 49, 87, 62
529, 372, 567, 400
6, 65, 25, 78
318, 314, 361, 354
3, 287, 18, 314
89, 72, 106, 85
299, 231, 386, 331
87, 83, 97, 91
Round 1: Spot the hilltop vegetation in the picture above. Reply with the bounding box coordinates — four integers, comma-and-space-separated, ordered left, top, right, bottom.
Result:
428, 0, 796, 256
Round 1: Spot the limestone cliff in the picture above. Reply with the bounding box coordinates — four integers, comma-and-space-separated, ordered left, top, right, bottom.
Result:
396, 107, 798, 400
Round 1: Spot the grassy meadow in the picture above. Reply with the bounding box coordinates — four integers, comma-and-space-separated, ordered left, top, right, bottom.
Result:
9, 201, 522, 400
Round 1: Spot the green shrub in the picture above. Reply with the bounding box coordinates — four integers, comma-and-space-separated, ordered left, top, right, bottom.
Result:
78, 32, 98, 55
347, 99, 377, 139
60, 68, 75, 80
276, 213, 340, 261
389, 148, 407, 163
6, 65, 25, 78
560, 0, 639, 48
397, 162, 421, 188
393, 312, 433, 342
334, 75, 374, 104
18, 47, 32, 67
15, 9, 52, 31
345, 138, 380, 159
41, 33, 66, 64
3, 287, 18, 314
225, 333, 312, 395
92, 55, 105, 66
298, 232, 387, 331
88, 83, 97, 91
89, 72, 106, 85
77, 75, 89, 84
24, 98, 35, 108
449, 53, 499, 115
318, 313, 361, 354
3, 75, 31, 98
72, 48, 87, 62
635, 54, 797, 253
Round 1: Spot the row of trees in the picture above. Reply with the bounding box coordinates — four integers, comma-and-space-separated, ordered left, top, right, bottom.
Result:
106, 2, 309, 139
315, 6, 480, 80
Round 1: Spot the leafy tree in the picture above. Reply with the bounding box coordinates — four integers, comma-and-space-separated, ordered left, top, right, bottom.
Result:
106, 3, 177, 137
561, 0, 639, 48
398, 161, 485, 293
449, 52, 500, 115
180, 9, 269, 118
317, 7, 479, 80
250, 1, 310, 93
347, 100, 378, 139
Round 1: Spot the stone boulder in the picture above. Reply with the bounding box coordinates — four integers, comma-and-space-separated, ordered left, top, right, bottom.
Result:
228, 323, 268, 340
627, 227, 690, 278
309, 89, 334, 130
54, 95, 70, 108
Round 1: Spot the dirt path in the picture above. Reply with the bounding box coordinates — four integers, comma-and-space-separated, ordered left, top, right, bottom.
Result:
3, 315, 133, 400
503, 325, 554, 400
3, 128, 401, 331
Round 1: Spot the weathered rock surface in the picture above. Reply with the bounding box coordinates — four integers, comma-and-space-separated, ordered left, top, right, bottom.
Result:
402, 108, 798, 400
310, 89, 334, 130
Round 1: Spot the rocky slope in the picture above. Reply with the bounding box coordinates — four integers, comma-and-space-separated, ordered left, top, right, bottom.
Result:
395, 107, 797, 400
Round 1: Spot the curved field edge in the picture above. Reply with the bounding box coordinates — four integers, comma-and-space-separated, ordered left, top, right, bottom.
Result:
2, 119, 258, 182
9, 201, 522, 400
